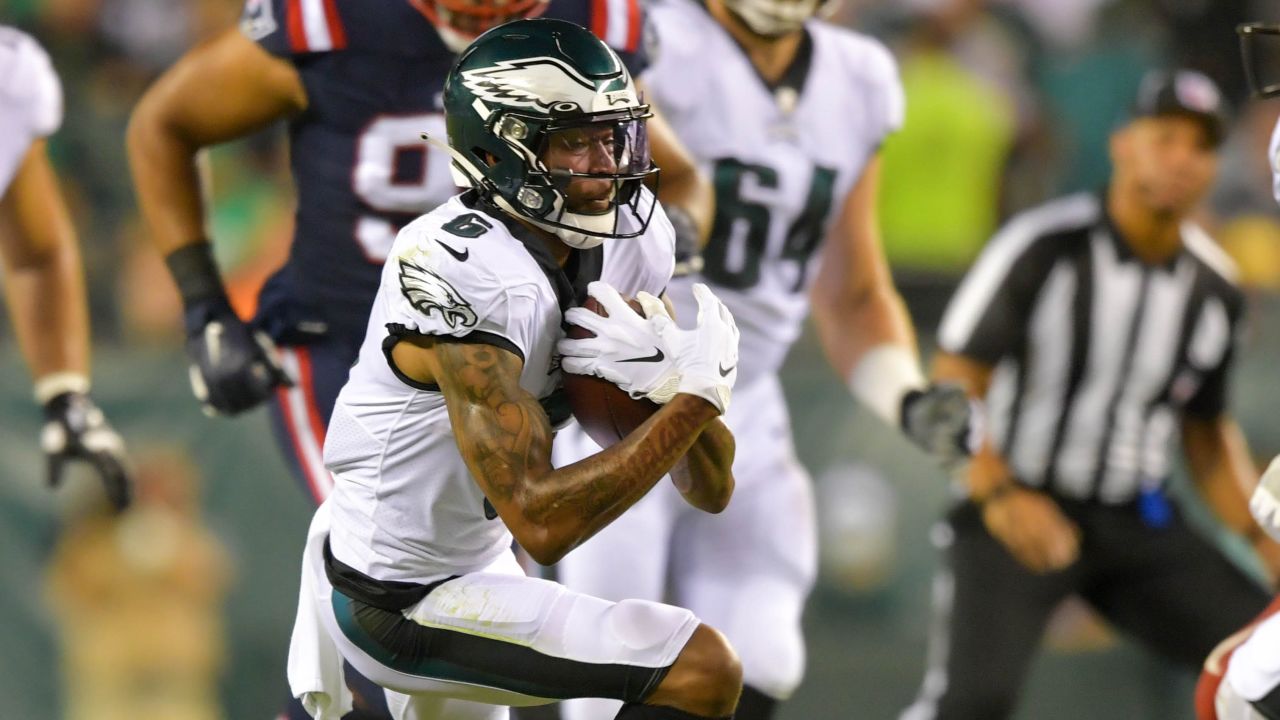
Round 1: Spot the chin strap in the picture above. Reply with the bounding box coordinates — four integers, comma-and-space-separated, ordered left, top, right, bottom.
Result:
491, 195, 610, 249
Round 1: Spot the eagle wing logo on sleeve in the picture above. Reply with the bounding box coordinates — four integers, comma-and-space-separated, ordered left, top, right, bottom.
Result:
460, 57, 599, 113
398, 259, 479, 330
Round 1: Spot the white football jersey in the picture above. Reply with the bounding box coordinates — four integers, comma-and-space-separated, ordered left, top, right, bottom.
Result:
0, 27, 62, 196
645, 0, 904, 383
324, 191, 674, 584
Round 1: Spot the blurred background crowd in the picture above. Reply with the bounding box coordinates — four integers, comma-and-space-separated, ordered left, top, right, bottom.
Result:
4, 0, 1280, 718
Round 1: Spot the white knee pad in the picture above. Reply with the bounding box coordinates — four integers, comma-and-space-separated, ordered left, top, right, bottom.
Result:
545, 597, 701, 717
607, 599, 699, 656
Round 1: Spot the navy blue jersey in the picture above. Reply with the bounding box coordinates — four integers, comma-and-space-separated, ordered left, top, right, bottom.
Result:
238, 0, 649, 343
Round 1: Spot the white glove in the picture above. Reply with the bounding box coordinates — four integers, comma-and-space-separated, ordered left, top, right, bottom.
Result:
558, 282, 740, 414
1250, 455, 1280, 542
660, 283, 739, 414
559, 282, 682, 405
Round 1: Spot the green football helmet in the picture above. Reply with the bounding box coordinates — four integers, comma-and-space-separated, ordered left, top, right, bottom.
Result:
1239, 22, 1280, 99
441, 18, 657, 249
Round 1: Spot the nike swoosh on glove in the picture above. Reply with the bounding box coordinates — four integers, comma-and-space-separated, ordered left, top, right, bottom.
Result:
1250, 455, 1280, 543
558, 282, 682, 404
653, 283, 739, 415
43, 392, 133, 511
184, 297, 293, 416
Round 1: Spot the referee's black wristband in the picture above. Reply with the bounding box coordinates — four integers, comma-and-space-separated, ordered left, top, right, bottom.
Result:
164, 243, 227, 308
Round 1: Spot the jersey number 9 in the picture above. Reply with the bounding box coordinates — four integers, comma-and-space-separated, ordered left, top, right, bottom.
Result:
353, 113, 456, 262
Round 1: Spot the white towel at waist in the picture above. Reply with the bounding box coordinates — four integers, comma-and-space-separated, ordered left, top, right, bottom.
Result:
287, 501, 353, 720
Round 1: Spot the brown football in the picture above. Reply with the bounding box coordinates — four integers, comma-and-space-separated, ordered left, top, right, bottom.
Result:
562, 295, 661, 448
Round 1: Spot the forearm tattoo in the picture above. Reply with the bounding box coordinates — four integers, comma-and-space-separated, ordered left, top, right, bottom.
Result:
436, 340, 721, 551
435, 342, 551, 506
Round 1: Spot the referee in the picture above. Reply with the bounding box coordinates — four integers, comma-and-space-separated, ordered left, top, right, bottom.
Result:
902, 70, 1280, 720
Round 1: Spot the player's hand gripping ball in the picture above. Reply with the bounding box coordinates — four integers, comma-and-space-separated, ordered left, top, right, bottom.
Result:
559, 282, 740, 447
559, 284, 671, 448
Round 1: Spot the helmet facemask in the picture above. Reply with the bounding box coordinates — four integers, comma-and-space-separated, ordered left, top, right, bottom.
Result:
1239, 22, 1280, 99
482, 106, 657, 249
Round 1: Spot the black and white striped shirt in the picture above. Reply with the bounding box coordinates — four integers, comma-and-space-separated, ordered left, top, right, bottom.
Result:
939, 193, 1243, 503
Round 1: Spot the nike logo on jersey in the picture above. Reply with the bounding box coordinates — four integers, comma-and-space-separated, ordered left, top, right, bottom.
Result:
436, 240, 469, 262
621, 348, 665, 363
719, 363, 736, 377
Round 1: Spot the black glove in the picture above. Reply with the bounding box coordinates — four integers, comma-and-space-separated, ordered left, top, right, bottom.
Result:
666, 205, 704, 278
184, 295, 293, 416
900, 383, 980, 465
43, 392, 132, 511
166, 243, 292, 416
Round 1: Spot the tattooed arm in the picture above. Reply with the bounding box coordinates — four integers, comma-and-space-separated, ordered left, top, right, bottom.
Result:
648, 291, 735, 513
670, 422, 735, 513
391, 335, 725, 565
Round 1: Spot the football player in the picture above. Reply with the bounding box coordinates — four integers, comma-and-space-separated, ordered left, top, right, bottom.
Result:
127, 3, 707, 715
287, 19, 742, 720
552, 0, 975, 717
127, 0, 710, 504
1196, 22, 1280, 720
0, 27, 131, 511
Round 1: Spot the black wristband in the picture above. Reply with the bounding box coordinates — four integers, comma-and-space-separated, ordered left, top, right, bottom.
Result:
164, 243, 227, 308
